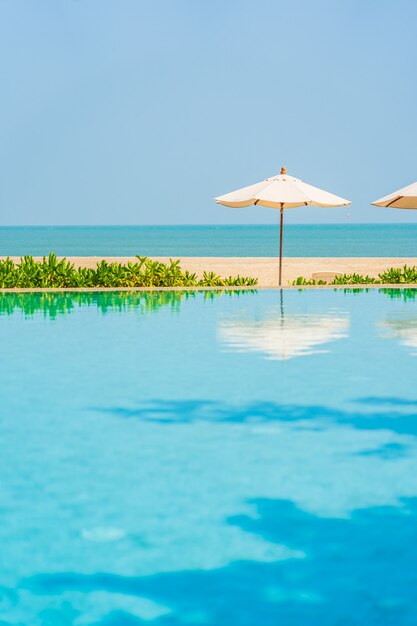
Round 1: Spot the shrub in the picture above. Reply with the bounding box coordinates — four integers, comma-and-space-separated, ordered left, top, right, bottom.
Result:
0, 253, 258, 289
379, 265, 417, 284
292, 265, 417, 286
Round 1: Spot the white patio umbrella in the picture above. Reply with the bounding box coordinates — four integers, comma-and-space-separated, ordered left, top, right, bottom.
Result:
215, 167, 351, 285
372, 181, 417, 209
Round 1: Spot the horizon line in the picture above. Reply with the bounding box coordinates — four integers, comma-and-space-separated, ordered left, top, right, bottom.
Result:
1, 222, 416, 228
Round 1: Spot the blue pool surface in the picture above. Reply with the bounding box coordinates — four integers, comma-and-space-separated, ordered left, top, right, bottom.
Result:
1, 288, 417, 625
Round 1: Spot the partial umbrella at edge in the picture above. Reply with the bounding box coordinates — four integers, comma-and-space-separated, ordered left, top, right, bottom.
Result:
214, 167, 350, 285
372, 181, 417, 209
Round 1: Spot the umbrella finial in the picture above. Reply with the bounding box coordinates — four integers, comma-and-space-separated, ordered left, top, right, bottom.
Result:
281, 166, 287, 175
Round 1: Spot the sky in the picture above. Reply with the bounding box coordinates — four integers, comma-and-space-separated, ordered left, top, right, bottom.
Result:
0, 0, 417, 226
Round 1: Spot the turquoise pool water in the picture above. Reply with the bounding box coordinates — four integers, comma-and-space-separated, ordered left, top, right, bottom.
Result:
1, 288, 417, 625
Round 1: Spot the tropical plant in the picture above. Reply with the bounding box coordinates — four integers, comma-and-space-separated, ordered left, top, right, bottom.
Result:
379, 265, 417, 284
0, 253, 258, 289
293, 276, 326, 286
332, 273, 378, 285
292, 266, 417, 286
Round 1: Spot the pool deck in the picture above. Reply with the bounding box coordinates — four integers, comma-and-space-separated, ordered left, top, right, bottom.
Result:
1, 256, 417, 289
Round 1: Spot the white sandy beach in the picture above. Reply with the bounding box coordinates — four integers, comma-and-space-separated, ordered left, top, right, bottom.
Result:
3, 256, 417, 287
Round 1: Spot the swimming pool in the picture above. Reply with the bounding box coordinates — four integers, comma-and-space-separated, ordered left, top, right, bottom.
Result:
1, 288, 417, 625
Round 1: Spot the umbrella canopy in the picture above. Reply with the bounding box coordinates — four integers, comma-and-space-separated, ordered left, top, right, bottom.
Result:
215, 167, 350, 285
215, 169, 351, 209
372, 181, 417, 209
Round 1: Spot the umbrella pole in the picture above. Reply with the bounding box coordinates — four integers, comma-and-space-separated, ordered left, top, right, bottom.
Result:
279, 205, 284, 286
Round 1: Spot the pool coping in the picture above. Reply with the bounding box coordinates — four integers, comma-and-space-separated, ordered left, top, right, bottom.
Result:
1, 284, 417, 293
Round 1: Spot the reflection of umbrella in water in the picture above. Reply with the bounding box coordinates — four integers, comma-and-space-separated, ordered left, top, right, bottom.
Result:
219, 310, 349, 361
379, 319, 417, 355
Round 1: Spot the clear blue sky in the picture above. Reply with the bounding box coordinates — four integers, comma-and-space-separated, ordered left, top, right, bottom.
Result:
1, 0, 417, 225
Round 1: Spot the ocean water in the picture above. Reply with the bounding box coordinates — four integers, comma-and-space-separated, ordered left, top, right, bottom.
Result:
1, 224, 417, 257
1, 288, 417, 625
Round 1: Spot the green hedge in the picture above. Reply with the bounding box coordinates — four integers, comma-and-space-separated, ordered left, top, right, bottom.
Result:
0, 254, 258, 288
293, 265, 417, 285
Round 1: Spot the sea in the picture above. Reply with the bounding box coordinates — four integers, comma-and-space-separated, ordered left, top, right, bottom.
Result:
0, 224, 417, 257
